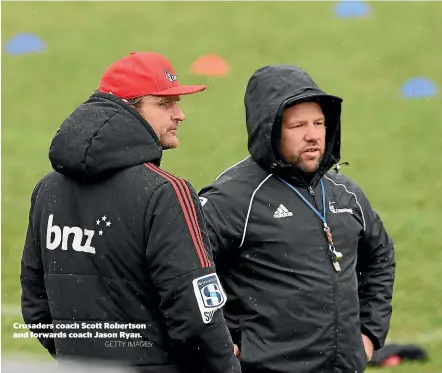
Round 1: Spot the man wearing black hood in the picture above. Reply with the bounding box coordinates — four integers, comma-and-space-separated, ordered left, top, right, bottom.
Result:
20, 52, 241, 373
198, 65, 395, 373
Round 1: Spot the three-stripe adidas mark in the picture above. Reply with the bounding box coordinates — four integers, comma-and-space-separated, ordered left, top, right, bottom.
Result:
273, 204, 293, 218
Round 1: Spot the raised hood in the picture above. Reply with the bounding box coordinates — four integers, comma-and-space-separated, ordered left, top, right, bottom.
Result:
245, 65, 343, 186
49, 92, 162, 182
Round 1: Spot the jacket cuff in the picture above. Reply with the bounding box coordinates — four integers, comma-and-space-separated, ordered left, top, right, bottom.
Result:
360, 324, 382, 351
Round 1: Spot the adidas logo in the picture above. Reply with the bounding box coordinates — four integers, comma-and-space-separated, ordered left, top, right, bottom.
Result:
273, 204, 293, 218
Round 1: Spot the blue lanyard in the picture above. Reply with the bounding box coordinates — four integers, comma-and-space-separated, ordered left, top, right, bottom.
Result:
276, 176, 344, 271
277, 177, 327, 227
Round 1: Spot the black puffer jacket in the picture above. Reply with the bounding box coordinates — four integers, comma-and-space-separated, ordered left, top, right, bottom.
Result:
199, 65, 395, 373
20, 92, 241, 373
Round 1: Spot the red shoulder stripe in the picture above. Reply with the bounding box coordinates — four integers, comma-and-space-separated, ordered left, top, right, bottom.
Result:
144, 163, 209, 268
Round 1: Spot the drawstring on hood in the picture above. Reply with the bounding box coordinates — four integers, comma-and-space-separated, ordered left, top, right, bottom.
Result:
244, 65, 343, 187
334, 161, 350, 173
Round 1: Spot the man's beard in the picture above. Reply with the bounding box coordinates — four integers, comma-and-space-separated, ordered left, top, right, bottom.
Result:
288, 153, 324, 174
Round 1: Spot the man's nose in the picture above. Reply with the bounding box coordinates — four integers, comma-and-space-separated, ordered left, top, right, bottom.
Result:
172, 104, 185, 121
304, 123, 321, 141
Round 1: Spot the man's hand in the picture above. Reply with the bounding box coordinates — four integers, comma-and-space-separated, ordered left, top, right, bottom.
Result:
233, 344, 241, 359
362, 334, 374, 362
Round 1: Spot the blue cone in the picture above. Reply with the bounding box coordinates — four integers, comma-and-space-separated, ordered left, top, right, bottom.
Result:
334, 1, 371, 18
401, 78, 438, 98
5, 33, 46, 55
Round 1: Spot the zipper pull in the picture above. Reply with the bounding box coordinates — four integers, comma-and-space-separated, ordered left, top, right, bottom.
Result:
308, 186, 314, 195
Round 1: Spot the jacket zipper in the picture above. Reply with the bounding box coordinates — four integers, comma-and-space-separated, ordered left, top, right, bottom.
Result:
307, 183, 339, 371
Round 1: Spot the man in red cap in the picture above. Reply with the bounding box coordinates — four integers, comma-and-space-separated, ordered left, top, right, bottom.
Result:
20, 52, 241, 373
98, 52, 207, 150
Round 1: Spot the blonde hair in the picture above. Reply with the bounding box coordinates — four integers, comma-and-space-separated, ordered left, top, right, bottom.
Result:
125, 95, 164, 112
125, 96, 144, 111
94, 89, 163, 113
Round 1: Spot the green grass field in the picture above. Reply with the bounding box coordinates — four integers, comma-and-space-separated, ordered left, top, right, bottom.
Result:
2, 2, 442, 371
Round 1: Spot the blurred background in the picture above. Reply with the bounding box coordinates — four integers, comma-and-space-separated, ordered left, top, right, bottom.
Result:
2, 1, 441, 371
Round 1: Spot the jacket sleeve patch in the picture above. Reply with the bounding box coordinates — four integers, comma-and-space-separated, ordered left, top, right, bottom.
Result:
192, 273, 227, 324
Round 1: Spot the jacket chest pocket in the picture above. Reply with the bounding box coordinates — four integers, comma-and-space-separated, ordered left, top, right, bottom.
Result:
247, 216, 330, 270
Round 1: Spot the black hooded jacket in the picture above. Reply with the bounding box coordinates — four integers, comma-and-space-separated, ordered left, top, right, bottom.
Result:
20, 92, 241, 373
199, 66, 395, 373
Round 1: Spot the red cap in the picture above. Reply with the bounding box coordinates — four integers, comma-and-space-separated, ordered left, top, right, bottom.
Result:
98, 52, 206, 99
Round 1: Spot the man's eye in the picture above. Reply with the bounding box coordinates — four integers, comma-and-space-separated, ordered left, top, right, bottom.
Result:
161, 101, 178, 107
315, 122, 324, 126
